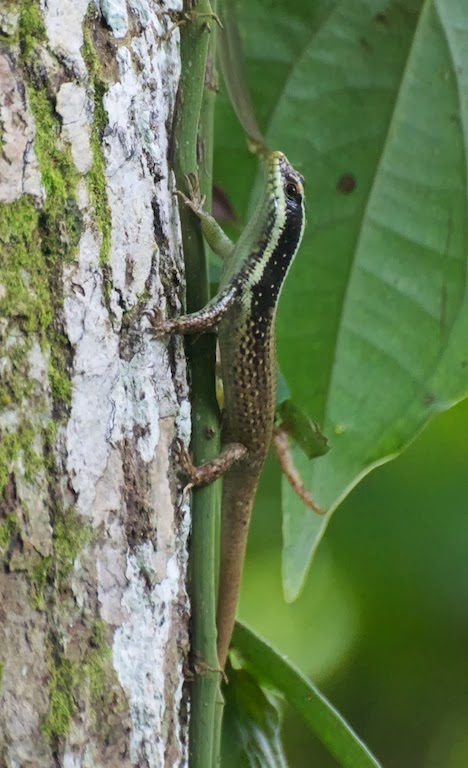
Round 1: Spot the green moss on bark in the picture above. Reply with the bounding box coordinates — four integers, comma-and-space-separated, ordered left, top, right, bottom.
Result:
26, 503, 91, 607
19, 6, 81, 268
0, 0, 82, 491
0, 198, 52, 334
82, 20, 112, 266
0, 198, 55, 476
0, 513, 17, 552
42, 654, 76, 740
48, 332, 73, 405
0, 0, 82, 489
18, 1, 46, 54
42, 621, 118, 743
85, 620, 114, 716
29, 555, 52, 610
53, 505, 92, 586
26, 86, 82, 263
0, 426, 42, 496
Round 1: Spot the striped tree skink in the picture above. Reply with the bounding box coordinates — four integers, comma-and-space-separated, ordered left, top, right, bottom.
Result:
152, 151, 306, 668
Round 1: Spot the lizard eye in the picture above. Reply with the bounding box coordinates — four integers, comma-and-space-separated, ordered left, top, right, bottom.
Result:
285, 181, 300, 200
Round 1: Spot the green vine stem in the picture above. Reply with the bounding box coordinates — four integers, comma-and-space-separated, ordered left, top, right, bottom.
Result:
198, 11, 226, 765
171, 2, 221, 766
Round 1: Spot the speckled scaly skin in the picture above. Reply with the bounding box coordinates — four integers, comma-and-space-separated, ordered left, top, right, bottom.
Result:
152, 151, 306, 667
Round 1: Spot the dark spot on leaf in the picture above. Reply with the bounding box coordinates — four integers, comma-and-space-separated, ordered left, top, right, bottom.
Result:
337, 174, 356, 194
423, 392, 435, 406
375, 11, 387, 24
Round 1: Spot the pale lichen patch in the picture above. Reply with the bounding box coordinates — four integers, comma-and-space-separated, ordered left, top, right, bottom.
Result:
56, 84, 94, 175
113, 542, 187, 768
64, 228, 119, 519
43, 0, 89, 76
99, 0, 129, 40
0, 7, 19, 37
0, 53, 43, 204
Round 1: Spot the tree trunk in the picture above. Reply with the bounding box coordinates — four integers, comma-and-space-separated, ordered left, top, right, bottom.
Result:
0, 1, 190, 766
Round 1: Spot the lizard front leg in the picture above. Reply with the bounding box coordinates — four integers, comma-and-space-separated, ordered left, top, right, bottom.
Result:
146, 175, 237, 337
176, 438, 247, 488
147, 285, 237, 336
178, 174, 235, 262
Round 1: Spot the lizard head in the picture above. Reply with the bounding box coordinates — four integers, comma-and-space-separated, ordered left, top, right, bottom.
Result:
268, 150, 305, 214
264, 151, 306, 260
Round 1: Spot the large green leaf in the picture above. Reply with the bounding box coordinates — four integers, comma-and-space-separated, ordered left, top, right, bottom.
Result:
215, 0, 468, 598
232, 622, 382, 768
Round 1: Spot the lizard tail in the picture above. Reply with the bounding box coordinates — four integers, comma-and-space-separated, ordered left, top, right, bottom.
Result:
216, 467, 259, 669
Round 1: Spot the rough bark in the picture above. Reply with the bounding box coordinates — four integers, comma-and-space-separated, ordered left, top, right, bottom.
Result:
0, 1, 190, 766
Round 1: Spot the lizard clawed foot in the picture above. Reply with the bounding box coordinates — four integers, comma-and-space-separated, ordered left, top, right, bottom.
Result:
273, 427, 324, 515
173, 438, 201, 506
176, 173, 206, 217
174, 438, 203, 486
175, 438, 247, 497
143, 307, 174, 338
174, 438, 242, 501
164, 11, 223, 40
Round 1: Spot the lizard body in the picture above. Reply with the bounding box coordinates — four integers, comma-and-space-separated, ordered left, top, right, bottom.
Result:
153, 151, 306, 667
